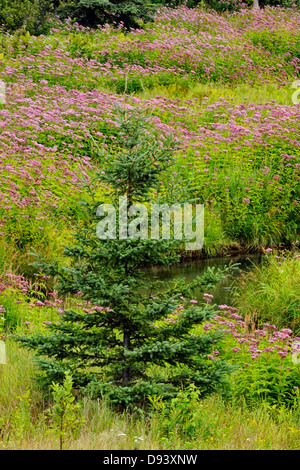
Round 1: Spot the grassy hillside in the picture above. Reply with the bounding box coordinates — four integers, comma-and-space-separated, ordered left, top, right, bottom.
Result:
0, 6, 299, 271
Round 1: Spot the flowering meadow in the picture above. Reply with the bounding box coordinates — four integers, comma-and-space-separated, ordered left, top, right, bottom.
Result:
0, 5, 299, 263
0, 4, 300, 450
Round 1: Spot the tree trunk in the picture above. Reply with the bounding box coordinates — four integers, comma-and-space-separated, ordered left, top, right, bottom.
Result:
122, 331, 130, 384
253, 0, 259, 9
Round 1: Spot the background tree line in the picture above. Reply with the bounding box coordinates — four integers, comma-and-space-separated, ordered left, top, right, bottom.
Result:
0, 0, 299, 35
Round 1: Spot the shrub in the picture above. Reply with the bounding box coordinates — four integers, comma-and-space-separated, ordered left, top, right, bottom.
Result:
56, 0, 158, 29
45, 371, 85, 450
0, 0, 56, 34
149, 384, 220, 443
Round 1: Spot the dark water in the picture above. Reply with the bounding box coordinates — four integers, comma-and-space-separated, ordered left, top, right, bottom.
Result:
147, 254, 263, 306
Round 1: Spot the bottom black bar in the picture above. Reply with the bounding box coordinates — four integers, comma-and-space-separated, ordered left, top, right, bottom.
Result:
0, 449, 293, 465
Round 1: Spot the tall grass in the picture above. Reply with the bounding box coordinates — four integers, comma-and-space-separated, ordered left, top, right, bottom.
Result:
0, 337, 299, 450
234, 251, 300, 333
0, 239, 16, 274
134, 82, 295, 107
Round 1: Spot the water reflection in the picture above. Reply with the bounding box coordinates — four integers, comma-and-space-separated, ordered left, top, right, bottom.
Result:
146, 255, 263, 306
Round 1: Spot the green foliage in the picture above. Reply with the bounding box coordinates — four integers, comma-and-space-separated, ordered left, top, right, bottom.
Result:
191, 143, 300, 248
205, 0, 300, 12
151, 0, 205, 7
235, 251, 300, 333
258, 0, 300, 7
57, 0, 158, 29
227, 353, 300, 408
66, 32, 95, 59
45, 371, 85, 450
0, 0, 56, 34
0, 240, 14, 274
222, 329, 300, 409
248, 29, 300, 65
149, 384, 220, 443
204, 0, 243, 12
10, 390, 33, 442
201, 281, 300, 408
0, 293, 23, 333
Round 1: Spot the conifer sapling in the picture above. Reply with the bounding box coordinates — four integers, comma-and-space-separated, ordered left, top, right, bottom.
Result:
16, 105, 233, 407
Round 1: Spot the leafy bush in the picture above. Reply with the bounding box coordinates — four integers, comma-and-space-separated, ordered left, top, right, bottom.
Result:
0, 0, 56, 34
45, 372, 85, 450
57, 0, 158, 29
149, 384, 220, 443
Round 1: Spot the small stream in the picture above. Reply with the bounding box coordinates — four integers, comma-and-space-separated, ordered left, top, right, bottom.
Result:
147, 254, 263, 306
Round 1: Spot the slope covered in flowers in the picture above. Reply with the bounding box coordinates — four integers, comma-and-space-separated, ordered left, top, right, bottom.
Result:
0, 5, 299, 264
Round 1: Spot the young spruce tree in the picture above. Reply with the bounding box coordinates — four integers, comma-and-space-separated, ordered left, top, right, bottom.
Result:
16, 105, 233, 408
